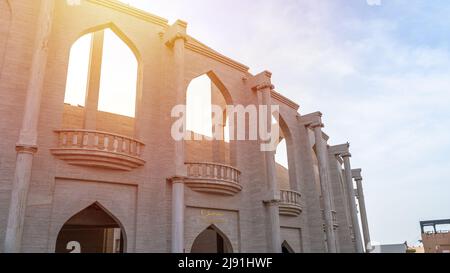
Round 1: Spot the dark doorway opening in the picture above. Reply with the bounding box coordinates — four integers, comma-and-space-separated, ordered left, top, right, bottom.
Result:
55, 203, 125, 253
191, 226, 233, 253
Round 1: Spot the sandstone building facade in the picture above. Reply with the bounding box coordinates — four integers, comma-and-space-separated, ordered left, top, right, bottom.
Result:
420, 219, 450, 253
0, 0, 371, 253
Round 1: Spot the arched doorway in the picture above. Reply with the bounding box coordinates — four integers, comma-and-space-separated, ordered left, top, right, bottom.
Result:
191, 226, 233, 253
282, 241, 295, 253
55, 203, 125, 253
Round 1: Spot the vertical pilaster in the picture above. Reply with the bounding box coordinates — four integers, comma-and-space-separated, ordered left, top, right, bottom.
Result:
253, 71, 281, 253
341, 153, 364, 253
310, 122, 337, 253
353, 169, 371, 251
164, 20, 188, 253
4, 0, 55, 253
167, 21, 187, 175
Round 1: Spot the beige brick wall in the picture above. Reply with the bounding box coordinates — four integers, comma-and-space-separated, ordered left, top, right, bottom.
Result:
0, 0, 361, 253
62, 104, 135, 137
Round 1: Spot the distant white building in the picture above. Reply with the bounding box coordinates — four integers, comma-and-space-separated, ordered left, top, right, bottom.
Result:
371, 244, 407, 253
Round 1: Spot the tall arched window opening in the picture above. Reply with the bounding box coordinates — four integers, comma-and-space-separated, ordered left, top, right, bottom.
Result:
63, 27, 138, 137
185, 73, 231, 165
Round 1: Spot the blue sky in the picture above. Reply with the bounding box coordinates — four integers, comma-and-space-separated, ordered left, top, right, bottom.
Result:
118, 0, 450, 245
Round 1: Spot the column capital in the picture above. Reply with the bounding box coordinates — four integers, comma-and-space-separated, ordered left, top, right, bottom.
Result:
308, 122, 324, 129
341, 152, 352, 158
329, 142, 350, 156
298, 111, 323, 127
15, 144, 38, 154
263, 199, 281, 206
168, 176, 186, 184
166, 33, 188, 47
250, 71, 273, 92
253, 83, 275, 92
163, 20, 188, 47
352, 168, 363, 181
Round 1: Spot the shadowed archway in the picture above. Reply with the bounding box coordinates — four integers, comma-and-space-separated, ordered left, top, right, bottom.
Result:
55, 202, 126, 253
191, 225, 233, 253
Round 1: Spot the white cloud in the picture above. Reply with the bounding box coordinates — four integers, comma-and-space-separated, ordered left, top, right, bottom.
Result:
367, 0, 382, 6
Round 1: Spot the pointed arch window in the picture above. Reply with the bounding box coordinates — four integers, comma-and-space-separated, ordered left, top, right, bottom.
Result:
63, 27, 138, 134
186, 74, 230, 141
185, 72, 233, 164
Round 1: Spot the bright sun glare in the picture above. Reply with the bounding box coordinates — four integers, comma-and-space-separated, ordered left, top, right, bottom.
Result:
64, 29, 138, 118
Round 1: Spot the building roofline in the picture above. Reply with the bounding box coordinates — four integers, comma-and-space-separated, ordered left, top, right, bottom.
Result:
88, 0, 169, 27
271, 90, 300, 111
186, 36, 250, 73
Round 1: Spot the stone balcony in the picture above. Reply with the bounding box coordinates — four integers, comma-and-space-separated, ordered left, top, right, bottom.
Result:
185, 162, 242, 196
51, 129, 145, 171
279, 190, 303, 216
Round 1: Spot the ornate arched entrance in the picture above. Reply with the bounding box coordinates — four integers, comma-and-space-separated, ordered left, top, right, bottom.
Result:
191, 225, 233, 253
55, 203, 125, 253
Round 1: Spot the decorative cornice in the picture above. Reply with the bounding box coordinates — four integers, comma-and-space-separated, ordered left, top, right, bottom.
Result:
271, 91, 300, 111
185, 37, 249, 73
15, 144, 38, 154
87, 0, 169, 27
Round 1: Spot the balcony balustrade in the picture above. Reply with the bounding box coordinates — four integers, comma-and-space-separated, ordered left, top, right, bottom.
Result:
51, 129, 145, 171
279, 190, 303, 216
185, 162, 242, 196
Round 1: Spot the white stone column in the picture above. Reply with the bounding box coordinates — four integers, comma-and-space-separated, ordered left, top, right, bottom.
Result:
171, 177, 185, 253
353, 170, 371, 251
341, 153, 364, 253
164, 20, 188, 253
310, 122, 337, 253
3, 0, 55, 253
255, 77, 282, 253
165, 21, 188, 175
